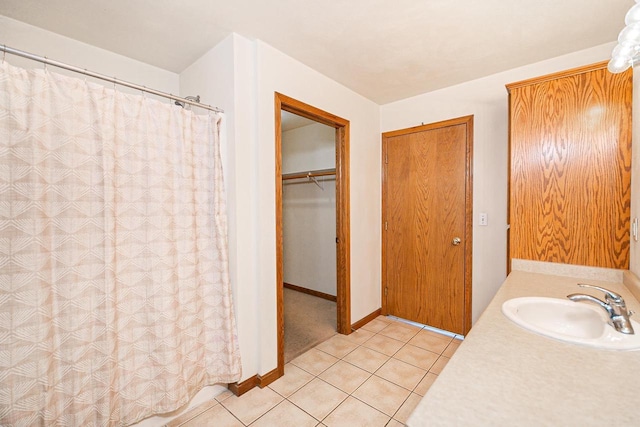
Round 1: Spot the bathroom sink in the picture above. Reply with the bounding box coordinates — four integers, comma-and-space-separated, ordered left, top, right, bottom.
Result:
501, 297, 640, 350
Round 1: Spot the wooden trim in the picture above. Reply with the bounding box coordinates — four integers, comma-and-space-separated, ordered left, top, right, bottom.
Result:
228, 376, 258, 397
381, 115, 474, 335
463, 116, 474, 335
257, 368, 280, 388
228, 368, 280, 396
284, 282, 337, 302
335, 123, 351, 336
381, 130, 388, 315
275, 92, 351, 383
275, 94, 285, 378
351, 308, 382, 331
381, 115, 471, 139
275, 92, 349, 127
506, 90, 513, 276
505, 60, 608, 91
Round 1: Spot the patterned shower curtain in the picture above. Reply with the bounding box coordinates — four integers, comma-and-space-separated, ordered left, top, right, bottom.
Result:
0, 61, 241, 426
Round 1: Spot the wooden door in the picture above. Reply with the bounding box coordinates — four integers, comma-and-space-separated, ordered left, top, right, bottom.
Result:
382, 116, 472, 335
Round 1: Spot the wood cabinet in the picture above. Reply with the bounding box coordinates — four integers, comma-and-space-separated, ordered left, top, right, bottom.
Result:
507, 62, 632, 270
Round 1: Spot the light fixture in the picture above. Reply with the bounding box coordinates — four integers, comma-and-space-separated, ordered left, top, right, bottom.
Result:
608, 1, 640, 73
626, 3, 640, 25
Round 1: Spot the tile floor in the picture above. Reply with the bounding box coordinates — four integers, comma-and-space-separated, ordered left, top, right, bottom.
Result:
167, 315, 462, 427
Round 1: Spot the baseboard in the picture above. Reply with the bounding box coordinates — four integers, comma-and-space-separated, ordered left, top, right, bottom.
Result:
258, 367, 281, 388
351, 308, 382, 331
228, 368, 282, 397
284, 282, 337, 302
228, 375, 258, 396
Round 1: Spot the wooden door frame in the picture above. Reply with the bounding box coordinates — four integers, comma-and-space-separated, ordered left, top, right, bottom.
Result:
381, 115, 473, 335
275, 93, 351, 377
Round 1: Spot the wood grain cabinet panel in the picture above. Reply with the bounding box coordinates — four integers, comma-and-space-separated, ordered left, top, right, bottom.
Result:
507, 62, 632, 270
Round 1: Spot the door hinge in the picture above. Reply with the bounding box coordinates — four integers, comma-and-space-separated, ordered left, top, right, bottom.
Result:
385, 154, 388, 164
384, 221, 388, 231
384, 287, 388, 296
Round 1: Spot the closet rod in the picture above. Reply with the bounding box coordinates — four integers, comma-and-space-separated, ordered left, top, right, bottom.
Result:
0, 44, 223, 113
282, 168, 336, 181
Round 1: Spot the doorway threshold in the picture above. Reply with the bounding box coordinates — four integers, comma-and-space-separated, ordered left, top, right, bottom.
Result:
387, 315, 465, 340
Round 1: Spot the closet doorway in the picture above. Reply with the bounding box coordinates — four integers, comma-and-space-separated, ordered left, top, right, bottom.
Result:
275, 93, 350, 376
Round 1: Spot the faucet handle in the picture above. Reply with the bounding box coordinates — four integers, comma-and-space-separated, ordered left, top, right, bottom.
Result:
577, 283, 624, 303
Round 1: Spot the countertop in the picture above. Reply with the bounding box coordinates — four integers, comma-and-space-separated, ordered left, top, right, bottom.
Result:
407, 270, 640, 426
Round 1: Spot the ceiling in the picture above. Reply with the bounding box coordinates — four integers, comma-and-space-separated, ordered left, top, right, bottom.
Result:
0, 0, 632, 104
281, 111, 318, 132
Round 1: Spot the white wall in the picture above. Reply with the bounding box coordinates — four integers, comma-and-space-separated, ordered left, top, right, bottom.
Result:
381, 42, 618, 323
181, 35, 382, 382
0, 16, 179, 96
282, 123, 336, 173
282, 123, 337, 296
254, 41, 381, 375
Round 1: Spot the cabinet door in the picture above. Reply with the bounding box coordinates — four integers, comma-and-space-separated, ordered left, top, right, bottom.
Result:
508, 64, 632, 269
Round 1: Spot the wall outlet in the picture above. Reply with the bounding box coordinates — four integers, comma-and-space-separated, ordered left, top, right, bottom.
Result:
479, 212, 488, 226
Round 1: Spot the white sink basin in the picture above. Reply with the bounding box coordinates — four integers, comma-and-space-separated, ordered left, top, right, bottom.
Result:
502, 297, 640, 350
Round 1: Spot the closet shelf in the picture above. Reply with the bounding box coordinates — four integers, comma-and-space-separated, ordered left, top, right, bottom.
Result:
282, 168, 336, 181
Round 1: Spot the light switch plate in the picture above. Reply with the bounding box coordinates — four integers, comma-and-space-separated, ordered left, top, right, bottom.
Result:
479, 212, 488, 226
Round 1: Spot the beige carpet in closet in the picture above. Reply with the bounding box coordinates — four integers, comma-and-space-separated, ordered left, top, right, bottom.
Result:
284, 287, 337, 363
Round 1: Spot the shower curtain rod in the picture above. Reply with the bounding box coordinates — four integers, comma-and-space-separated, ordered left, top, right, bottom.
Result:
1, 44, 224, 113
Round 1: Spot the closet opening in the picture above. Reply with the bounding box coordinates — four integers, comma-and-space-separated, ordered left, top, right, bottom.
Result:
275, 93, 351, 377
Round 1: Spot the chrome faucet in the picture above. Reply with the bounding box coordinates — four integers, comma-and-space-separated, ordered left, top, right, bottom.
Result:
567, 284, 635, 335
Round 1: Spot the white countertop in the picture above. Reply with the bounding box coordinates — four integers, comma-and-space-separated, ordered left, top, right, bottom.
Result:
407, 270, 640, 426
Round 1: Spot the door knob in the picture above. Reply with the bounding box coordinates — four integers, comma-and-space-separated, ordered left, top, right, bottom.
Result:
452, 237, 461, 246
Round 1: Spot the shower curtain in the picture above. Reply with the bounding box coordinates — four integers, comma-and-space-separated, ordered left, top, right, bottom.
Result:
0, 61, 241, 426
